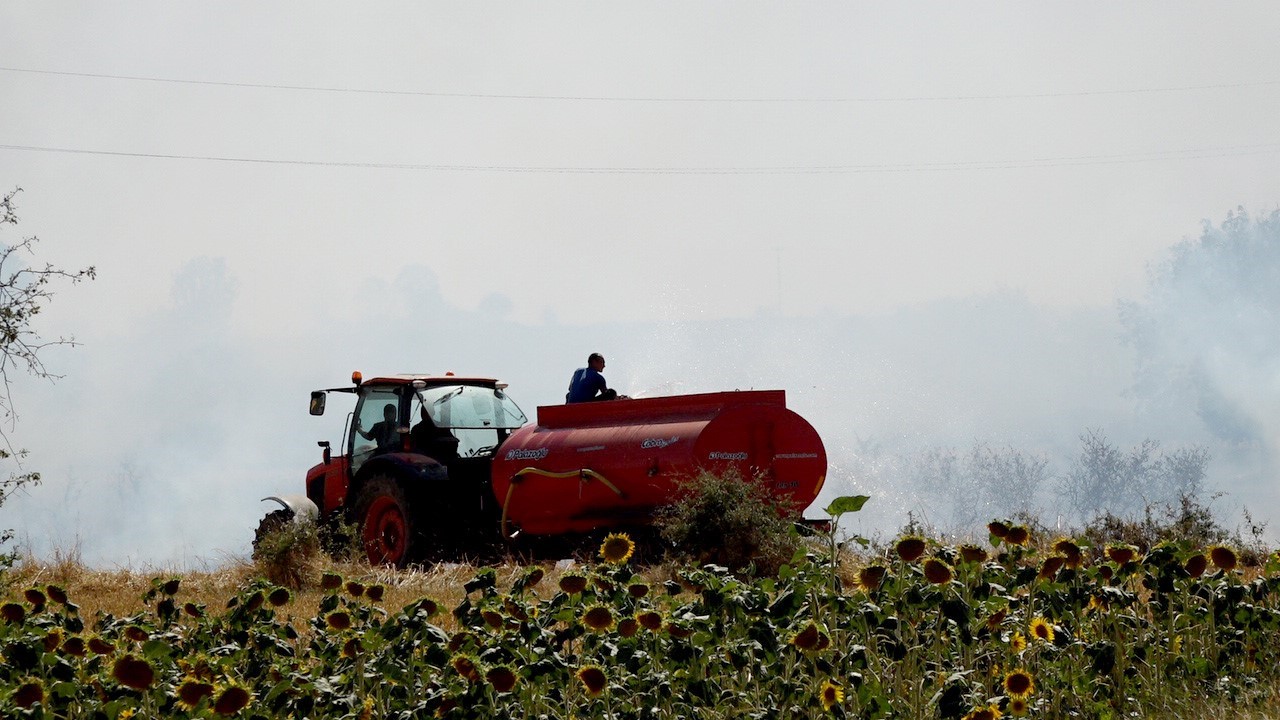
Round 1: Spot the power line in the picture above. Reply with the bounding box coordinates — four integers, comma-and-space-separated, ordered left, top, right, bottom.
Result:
4, 66, 1280, 103
3, 142, 1279, 174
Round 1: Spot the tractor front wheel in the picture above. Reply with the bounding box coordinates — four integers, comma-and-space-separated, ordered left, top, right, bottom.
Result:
355, 475, 418, 567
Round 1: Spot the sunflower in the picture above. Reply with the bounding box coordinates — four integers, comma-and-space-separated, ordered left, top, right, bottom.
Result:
267, 587, 291, 607
451, 654, 481, 683
1, 602, 25, 624
24, 588, 47, 606
1009, 632, 1027, 653
791, 622, 822, 651
414, 598, 440, 617
636, 610, 664, 631
366, 584, 386, 602
242, 591, 265, 613
1005, 526, 1030, 546
627, 582, 650, 598
1029, 617, 1054, 644
576, 665, 607, 697
1007, 696, 1029, 716
1208, 545, 1238, 572
46, 584, 69, 605
923, 558, 953, 584
13, 679, 44, 709
1184, 553, 1208, 578
895, 535, 927, 562
582, 605, 615, 632
184, 602, 205, 618
617, 618, 640, 638
43, 628, 64, 653
62, 635, 87, 657
599, 532, 636, 564
1054, 538, 1084, 569
212, 683, 252, 716
1106, 544, 1136, 566
820, 679, 844, 711
1038, 556, 1065, 580
88, 635, 115, 655
123, 625, 149, 643
986, 608, 1008, 631
987, 520, 1011, 539
665, 621, 694, 639
959, 544, 989, 564
523, 567, 545, 588
342, 637, 364, 658
963, 704, 1002, 720
325, 611, 352, 631
320, 571, 343, 590
558, 571, 589, 595
486, 665, 519, 693
1003, 669, 1035, 697
481, 609, 505, 630
112, 655, 156, 691
175, 677, 216, 711
858, 565, 887, 591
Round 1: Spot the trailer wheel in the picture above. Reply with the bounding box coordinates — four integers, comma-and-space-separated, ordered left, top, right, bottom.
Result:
355, 475, 418, 567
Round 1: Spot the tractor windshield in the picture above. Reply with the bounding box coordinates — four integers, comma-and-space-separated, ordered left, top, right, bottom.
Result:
415, 385, 527, 430
412, 384, 527, 459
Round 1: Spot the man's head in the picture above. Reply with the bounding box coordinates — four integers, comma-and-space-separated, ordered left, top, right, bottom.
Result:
588, 352, 605, 371
382, 403, 396, 421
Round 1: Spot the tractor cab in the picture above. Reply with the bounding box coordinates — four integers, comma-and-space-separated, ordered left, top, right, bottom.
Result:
304, 372, 527, 522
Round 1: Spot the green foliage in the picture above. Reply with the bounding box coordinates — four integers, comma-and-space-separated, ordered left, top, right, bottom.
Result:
252, 514, 322, 590
655, 470, 800, 576
3, 523, 1279, 719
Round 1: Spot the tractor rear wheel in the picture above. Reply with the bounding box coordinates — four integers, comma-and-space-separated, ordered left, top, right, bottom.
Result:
355, 475, 419, 567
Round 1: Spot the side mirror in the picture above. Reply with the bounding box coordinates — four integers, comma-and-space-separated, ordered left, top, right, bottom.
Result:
309, 391, 327, 416
318, 440, 331, 465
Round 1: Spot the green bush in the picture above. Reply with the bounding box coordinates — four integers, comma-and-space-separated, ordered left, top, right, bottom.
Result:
655, 470, 799, 575
252, 513, 322, 589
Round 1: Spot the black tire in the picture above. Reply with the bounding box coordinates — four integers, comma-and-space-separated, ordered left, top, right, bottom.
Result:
354, 474, 420, 568
251, 508, 292, 561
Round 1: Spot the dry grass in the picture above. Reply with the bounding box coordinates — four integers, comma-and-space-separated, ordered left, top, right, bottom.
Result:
1, 554, 672, 636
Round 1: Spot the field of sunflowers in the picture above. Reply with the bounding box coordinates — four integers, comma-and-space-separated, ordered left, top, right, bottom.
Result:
4, 504, 1280, 719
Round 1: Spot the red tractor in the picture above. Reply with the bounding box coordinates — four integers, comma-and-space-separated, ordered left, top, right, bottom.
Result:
258, 370, 828, 567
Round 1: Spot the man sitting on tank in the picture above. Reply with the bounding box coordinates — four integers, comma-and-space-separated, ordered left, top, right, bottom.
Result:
411, 406, 459, 462
566, 352, 621, 403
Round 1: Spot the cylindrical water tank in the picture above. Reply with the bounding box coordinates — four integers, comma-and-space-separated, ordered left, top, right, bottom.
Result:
489, 390, 826, 535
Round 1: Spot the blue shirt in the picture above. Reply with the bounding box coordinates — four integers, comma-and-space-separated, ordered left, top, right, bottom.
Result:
566, 367, 608, 403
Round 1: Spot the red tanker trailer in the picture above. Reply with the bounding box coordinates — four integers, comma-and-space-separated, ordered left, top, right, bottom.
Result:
256, 372, 827, 567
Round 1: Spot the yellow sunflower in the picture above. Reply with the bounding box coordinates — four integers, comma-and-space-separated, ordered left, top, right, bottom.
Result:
13, 679, 44, 709
558, 571, 589, 595
923, 558, 953, 584
1008, 696, 1029, 716
1009, 632, 1027, 652
1208, 545, 1238, 572
599, 532, 636, 564
1029, 617, 1054, 644
112, 655, 156, 691
1003, 669, 1035, 697
820, 679, 844, 711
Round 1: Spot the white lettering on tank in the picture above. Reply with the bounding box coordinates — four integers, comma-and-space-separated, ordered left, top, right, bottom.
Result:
776, 453, 818, 459
708, 451, 749, 461
641, 436, 680, 449
505, 448, 550, 461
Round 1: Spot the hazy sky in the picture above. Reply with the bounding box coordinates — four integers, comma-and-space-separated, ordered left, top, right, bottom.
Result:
3, 3, 1279, 564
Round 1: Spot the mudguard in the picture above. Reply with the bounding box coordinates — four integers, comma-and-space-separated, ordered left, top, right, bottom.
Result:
357, 452, 449, 485
261, 494, 319, 522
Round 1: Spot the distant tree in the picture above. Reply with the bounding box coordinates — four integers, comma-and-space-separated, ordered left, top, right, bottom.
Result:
0, 187, 95, 573
1121, 207, 1280, 446
1057, 429, 1210, 523
909, 442, 1048, 532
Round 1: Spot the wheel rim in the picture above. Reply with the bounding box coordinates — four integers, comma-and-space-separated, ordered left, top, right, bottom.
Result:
363, 496, 408, 565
